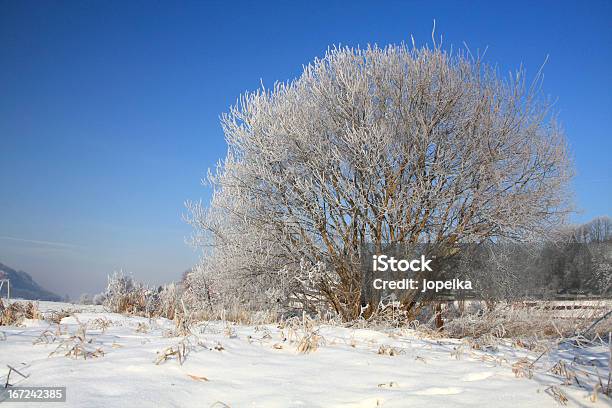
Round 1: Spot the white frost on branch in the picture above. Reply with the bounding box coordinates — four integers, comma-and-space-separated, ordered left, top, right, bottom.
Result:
186, 42, 574, 319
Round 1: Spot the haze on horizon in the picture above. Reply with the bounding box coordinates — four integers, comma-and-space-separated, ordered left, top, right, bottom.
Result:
1, 0, 611, 298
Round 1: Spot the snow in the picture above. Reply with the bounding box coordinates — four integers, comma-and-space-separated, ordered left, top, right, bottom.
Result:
0, 301, 610, 407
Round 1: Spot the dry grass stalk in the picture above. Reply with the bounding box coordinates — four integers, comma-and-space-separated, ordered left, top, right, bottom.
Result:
296, 331, 323, 354
49, 323, 104, 360
257, 327, 272, 340
173, 301, 193, 337
174, 319, 191, 337
155, 340, 189, 365
377, 381, 399, 388
377, 344, 400, 357
223, 324, 237, 338
33, 329, 57, 345
450, 345, 465, 360
62, 342, 105, 359
591, 384, 601, 402
50, 337, 104, 359
187, 374, 209, 382
47, 309, 74, 324
279, 313, 326, 354
54, 323, 67, 336
464, 335, 499, 352
512, 358, 533, 379
550, 361, 578, 386
89, 318, 112, 332
477, 353, 507, 366
415, 356, 427, 363
209, 402, 231, 408
135, 322, 149, 333
545, 385, 568, 405
444, 301, 612, 340
0, 300, 42, 326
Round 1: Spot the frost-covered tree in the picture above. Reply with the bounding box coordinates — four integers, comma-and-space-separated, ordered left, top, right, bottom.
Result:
573, 216, 612, 244
187, 42, 573, 320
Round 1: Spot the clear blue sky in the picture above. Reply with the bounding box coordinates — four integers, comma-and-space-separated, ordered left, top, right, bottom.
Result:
1, 0, 610, 298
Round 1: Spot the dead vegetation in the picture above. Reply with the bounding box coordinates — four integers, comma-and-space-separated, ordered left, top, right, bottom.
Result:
47, 309, 75, 324
422, 301, 612, 403
279, 314, 326, 354
187, 373, 209, 382
102, 272, 209, 341
223, 323, 237, 339
5, 276, 609, 406
377, 345, 401, 356
2, 294, 610, 407
187, 298, 278, 326
155, 338, 192, 365
296, 331, 324, 354
511, 358, 534, 379
33, 329, 57, 345
430, 300, 612, 340
174, 303, 193, 337
135, 322, 149, 333
0, 299, 42, 326
49, 322, 104, 360
103, 271, 184, 320
545, 385, 569, 405
89, 317, 112, 332
377, 381, 399, 388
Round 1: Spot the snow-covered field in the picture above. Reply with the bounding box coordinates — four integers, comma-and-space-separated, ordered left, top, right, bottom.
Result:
0, 301, 610, 407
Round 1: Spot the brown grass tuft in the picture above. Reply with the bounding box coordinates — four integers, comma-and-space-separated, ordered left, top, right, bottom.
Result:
49, 323, 104, 359
155, 339, 190, 365
0, 300, 42, 326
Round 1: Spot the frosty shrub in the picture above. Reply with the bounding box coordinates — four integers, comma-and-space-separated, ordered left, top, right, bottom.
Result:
103, 271, 183, 320
103, 271, 146, 314
92, 293, 106, 306
442, 300, 612, 339
79, 293, 93, 305
181, 263, 282, 323
187, 41, 573, 320
154, 282, 181, 321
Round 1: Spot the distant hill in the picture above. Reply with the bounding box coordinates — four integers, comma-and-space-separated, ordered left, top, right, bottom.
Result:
0, 262, 62, 301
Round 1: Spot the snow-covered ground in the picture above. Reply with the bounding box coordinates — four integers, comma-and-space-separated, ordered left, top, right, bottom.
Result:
0, 301, 610, 407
